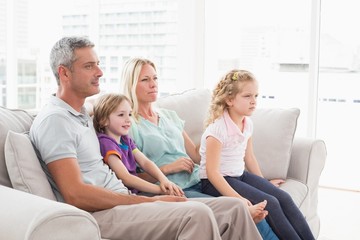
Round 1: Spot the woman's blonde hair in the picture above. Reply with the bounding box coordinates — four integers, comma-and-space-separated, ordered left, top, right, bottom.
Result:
120, 57, 156, 120
93, 93, 131, 133
205, 69, 257, 127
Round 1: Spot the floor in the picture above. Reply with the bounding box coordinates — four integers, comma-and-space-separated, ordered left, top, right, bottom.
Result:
317, 186, 360, 240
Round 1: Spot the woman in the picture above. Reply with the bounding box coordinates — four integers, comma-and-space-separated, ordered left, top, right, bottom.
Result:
121, 58, 210, 198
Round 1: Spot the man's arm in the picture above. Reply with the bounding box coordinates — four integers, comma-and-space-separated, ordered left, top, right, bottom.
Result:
48, 158, 186, 212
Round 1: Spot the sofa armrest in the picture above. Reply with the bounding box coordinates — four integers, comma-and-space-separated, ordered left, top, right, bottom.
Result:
288, 137, 326, 218
0, 186, 101, 240
288, 137, 326, 187
288, 137, 326, 236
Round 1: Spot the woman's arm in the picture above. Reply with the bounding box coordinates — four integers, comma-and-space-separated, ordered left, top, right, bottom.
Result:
107, 155, 163, 194
206, 136, 250, 205
183, 131, 201, 164
134, 150, 184, 196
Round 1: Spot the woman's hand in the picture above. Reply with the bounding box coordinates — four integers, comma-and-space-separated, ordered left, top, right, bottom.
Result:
159, 180, 185, 197
162, 157, 195, 174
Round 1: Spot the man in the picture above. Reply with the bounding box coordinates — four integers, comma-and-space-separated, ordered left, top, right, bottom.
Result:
30, 36, 263, 240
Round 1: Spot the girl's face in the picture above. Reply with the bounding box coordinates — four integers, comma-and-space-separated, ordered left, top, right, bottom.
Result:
227, 81, 258, 117
135, 64, 158, 104
104, 100, 132, 139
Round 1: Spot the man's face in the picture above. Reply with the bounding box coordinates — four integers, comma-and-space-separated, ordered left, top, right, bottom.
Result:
66, 47, 103, 98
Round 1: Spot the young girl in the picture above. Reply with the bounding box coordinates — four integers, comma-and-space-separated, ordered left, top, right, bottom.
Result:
199, 69, 315, 240
93, 93, 184, 196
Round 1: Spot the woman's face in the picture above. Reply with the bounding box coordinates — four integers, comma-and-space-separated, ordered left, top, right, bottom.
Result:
135, 64, 158, 104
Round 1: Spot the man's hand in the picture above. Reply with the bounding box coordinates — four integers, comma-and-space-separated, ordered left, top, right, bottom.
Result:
152, 195, 187, 202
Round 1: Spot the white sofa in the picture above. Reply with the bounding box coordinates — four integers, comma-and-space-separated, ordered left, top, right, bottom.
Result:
0, 89, 326, 239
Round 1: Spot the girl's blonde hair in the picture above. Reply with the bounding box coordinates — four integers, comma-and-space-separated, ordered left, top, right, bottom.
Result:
205, 69, 257, 127
93, 93, 131, 133
120, 57, 157, 120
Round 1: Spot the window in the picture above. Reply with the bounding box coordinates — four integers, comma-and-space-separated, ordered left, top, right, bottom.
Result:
317, 0, 360, 190
1, 0, 198, 108
204, 0, 312, 136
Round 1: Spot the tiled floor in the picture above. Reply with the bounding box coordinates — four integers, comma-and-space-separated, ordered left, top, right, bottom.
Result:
317, 186, 360, 240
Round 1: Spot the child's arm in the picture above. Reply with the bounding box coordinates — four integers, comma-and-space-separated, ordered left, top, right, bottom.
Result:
244, 137, 285, 187
205, 136, 252, 206
107, 154, 163, 195
137, 157, 194, 182
134, 150, 184, 197
244, 137, 263, 177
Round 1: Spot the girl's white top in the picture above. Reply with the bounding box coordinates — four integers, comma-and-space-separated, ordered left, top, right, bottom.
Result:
199, 110, 253, 179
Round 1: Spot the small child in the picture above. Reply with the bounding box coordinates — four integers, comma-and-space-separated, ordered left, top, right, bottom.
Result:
199, 69, 315, 240
93, 93, 184, 196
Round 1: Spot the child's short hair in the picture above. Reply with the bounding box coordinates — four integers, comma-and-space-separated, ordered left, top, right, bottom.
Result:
93, 93, 131, 133
205, 69, 257, 127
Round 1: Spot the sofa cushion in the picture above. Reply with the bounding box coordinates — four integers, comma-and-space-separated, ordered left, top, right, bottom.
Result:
156, 89, 211, 144
5, 131, 56, 200
251, 108, 300, 180
0, 107, 34, 187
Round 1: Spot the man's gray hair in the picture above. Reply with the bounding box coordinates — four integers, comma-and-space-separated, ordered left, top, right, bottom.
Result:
50, 36, 95, 85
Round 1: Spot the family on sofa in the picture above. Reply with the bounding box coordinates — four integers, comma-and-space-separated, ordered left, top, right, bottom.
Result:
29, 36, 265, 240
0, 36, 326, 240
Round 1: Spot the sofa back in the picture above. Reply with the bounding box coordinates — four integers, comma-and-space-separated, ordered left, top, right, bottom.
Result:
1, 89, 299, 187
156, 89, 211, 144
0, 107, 34, 187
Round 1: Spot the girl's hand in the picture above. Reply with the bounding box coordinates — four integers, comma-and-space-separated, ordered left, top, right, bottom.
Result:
159, 180, 185, 197
269, 179, 285, 187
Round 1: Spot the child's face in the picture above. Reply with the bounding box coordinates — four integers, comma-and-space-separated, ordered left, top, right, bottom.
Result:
227, 81, 258, 117
105, 100, 132, 137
